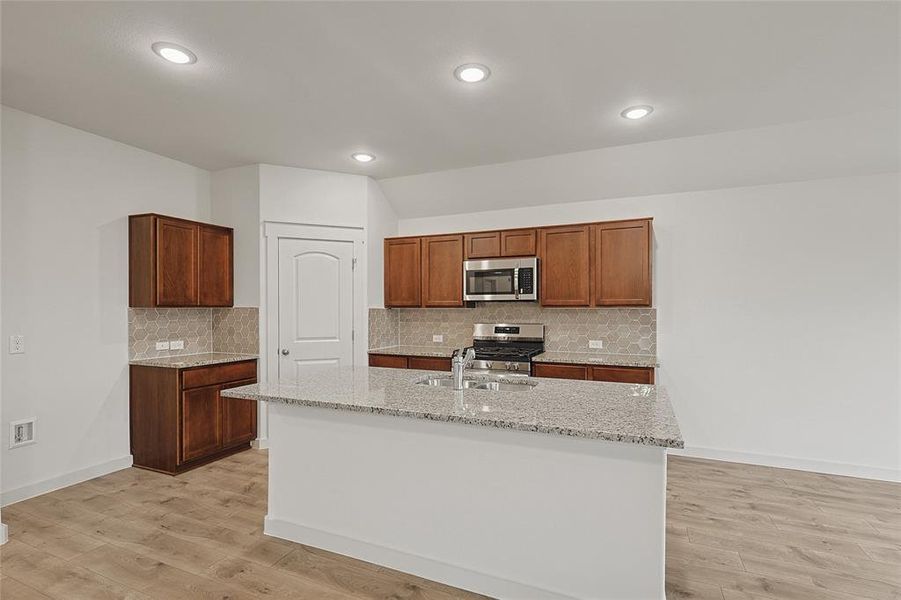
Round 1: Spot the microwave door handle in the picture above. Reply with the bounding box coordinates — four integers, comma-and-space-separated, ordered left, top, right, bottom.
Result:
513, 267, 520, 299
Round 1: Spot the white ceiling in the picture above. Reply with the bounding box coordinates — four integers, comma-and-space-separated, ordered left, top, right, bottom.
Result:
2, 1, 898, 179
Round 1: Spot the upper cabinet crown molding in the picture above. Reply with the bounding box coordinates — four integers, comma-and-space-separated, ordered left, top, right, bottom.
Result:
129, 213, 234, 308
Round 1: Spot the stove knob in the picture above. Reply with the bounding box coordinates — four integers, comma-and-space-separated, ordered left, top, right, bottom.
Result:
485, 361, 492, 369
511, 363, 520, 371
504, 362, 512, 370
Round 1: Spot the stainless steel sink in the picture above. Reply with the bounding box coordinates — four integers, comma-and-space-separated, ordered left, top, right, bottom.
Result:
415, 376, 537, 392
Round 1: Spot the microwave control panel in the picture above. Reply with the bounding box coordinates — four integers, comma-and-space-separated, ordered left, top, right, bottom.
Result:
518, 268, 534, 294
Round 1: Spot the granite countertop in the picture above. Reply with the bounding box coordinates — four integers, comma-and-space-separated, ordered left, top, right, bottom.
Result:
222, 366, 683, 448
368, 345, 457, 358
129, 353, 258, 369
533, 351, 659, 368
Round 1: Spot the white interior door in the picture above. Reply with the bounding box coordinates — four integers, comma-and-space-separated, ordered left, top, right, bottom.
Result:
278, 238, 355, 381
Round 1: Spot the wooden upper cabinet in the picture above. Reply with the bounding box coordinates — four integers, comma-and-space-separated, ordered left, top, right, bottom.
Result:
464, 231, 501, 259
198, 225, 233, 307
421, 235, 464, 307
384, 237, 422, 307
592, 219, 652, 306
538, 225, 591, 306
129, 214, 234, 307
156, 217, 199, 307
500, 229, 536, 257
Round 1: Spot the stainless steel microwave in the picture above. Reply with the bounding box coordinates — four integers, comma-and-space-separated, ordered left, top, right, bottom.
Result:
463, 257, 538, 302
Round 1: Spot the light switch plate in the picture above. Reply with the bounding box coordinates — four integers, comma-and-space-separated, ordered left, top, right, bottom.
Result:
432, 335, 444, 343
588, 340, 604, 349
155, 341, 170, 351
170, 340, 185, 350
8, 335, 24, 354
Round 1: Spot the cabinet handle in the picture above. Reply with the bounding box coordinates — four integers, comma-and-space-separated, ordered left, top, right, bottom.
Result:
281, 349, 290, 356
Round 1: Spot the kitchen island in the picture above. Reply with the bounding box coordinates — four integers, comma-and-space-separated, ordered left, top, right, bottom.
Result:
223, 366, 682, 600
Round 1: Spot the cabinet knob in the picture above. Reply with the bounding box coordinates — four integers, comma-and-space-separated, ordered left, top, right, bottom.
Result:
281, 349, 290, 356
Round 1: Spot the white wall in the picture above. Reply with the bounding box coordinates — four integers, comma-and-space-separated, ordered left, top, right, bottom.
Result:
366, 178, 398, 308
393, 173, 901, 481
381, 111, 899, 219
0, 107, 211, 504
259, 164, 368, 228
210, 165, 261, 307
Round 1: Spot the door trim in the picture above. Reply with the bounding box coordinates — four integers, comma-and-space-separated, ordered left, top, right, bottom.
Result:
260, 222, 366, 443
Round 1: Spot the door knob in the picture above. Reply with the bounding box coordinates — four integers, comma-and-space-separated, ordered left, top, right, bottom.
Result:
281, 349, 289, 356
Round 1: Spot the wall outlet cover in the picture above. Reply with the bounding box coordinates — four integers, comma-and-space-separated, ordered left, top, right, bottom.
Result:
155, 341, 170, 351
8, 335, 25, 354
170, 340, 185, 350
588, 340, 604, 349
432, 335, 444, 343
10, 418, 36, 449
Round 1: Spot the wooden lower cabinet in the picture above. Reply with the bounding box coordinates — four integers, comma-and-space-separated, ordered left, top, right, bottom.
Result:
533, 362, 654, 384
130, 359, 257, 475
369, 354, 452, 371
182, 385, 222, 462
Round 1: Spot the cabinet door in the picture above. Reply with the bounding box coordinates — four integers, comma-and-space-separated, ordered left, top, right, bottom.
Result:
421, 235, 464, 307
156, 217, 198, 306
532, 363, 588, 380
181, 386, 221, 462
538, 225, 591, 306
464, 231, 501, 259
198, 225, 233, 307
592, 220, 652, 306
221, 379, 257, 448
384, 238, 422, 307
500, 229, 536, 257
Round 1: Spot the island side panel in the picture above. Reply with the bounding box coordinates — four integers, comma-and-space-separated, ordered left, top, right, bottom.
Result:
265, 402, 667, 600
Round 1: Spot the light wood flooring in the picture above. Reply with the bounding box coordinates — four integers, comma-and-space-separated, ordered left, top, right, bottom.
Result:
1, 451, 898, 599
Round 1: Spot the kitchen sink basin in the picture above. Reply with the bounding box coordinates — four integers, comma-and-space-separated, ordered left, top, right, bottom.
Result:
415, 376, 537, 392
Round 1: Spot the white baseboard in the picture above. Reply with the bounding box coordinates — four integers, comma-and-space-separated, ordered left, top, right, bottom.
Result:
251, 437, 269, 450
264, 517, 581, 600
0, 522, 8, 545
1, 455, 134, 507
671, 446, 900, 483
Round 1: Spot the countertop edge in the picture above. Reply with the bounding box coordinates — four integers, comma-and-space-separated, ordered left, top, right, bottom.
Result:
129, 353, 259, 369
222, 387, 683, 449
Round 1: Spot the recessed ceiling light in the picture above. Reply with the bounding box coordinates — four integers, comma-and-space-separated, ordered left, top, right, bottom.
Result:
453, 63, 491, 83
151, 42, 197, 65
621, 105, 654, 120
351, 152, 376, 163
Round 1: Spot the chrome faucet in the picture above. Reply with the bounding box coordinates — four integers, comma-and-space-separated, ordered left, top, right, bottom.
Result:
451, 347, 476, 391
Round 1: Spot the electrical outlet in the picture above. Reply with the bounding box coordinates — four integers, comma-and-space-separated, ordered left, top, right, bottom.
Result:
432, 335, 444, 343
10, 418, 36, 449
155, 341, 170, 351
588, 340, 604, 349
8, 335, 25, 354
170, 340, 185, 350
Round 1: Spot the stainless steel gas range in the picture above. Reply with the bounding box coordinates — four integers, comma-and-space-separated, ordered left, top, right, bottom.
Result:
468, 323, 545, 376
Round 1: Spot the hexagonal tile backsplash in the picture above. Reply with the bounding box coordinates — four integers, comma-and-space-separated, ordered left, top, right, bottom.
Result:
129, 307, 259, 359
369, 304, 655, 356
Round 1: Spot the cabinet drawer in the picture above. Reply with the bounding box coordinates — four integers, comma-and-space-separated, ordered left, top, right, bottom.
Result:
532, 363, 589, 380
182, 360, 257, 389
368, 354, 409, 368
589, 366, 654, 384
408, 357, 452, 371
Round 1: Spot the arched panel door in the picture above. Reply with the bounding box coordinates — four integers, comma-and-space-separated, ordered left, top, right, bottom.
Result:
278, 239, 355, 382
